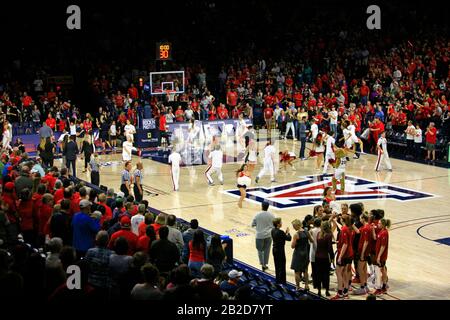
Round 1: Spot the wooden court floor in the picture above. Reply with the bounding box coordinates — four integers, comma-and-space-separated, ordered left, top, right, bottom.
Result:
71, 139, 450, 300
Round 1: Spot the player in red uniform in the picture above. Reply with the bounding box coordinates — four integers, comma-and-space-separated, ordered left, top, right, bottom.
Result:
374, 218, 391, 295
352, 213, 372, 295
332, 215, 353, 300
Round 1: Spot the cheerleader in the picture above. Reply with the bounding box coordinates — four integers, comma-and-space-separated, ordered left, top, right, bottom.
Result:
236, 164, 251, 208
311, 132, 325, 171
236, 114, 248, 151
374, 218, 391, 295
246, 139, 258, 175
341, 120, 364, 158
279, 150, 297, 171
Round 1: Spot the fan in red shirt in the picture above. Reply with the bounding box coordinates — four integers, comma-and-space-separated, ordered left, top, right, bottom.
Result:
217, 104, 229, 119
425, 122, 437, 162
58, 119, 66, 133
17, 189, 36, 244
231, 106, 240, 119
108, 216, 138, 255
275, 88, 284, 102
293, 91, 303, 107
331, 215, 354, 300
369, 118, 384, 152
374, 218, 391, 295
128, 84, 139, 100
263, 105, 274, 129
226, 89, 238, 107
264, 94, 274, 106
2, 182, 17, 225
21, 92, 33, 108
46, 114, 56, 130
115, 92, 125, 108
136, 225, 157, 252
83, 118, 93, 133
97, 194, 113, 226
38, 194, 54, 245
208, 106, 217, 120
175, 106, 185, 122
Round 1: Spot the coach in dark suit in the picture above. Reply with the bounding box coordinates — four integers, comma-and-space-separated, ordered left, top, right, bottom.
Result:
271, 217, 292, 284
64, 135, 79, 177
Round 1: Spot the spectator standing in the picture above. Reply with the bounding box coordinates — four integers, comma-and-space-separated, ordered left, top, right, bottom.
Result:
405, 121, 415, 159
72, 199, 101, 258
290, 219, 313, 291
149, 226, 180, 273
414, 124, 423, 159
271, 217, 291, 284
64, 135, 79, 177
188, 229, 207, 278
314, 221, 334, 297
251, 201, 275, 272
425, 122, 437, 164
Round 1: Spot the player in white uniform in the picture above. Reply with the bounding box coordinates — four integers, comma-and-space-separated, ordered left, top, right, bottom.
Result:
168, 149, 182, 191
375, 131, 392, 172
124, 120, 136, 142
122, 135, 137, 161
255, 141, 276, 183
205, 145, 224, 185
322, 131, 336, 174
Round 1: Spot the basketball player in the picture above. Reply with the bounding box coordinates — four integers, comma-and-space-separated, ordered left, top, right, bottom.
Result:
122, 135, 137, 162
205, 145, 224, 186
375, 131, 392, 172
279, 150, 297, 171
236, 164, 251, 208
331, 215, 354, 300
374, 218, 391, 295
168, 148, 182, 191
353, 213, 372, 295
124, 119, 136, 142
255, 141, 276, 184
322, 131, 336, 174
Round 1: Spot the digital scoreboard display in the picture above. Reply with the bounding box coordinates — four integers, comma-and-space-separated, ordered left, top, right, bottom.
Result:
156, 42, 172, 61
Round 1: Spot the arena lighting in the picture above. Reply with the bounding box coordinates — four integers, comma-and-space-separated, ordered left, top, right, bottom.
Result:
139, 77, 144, 88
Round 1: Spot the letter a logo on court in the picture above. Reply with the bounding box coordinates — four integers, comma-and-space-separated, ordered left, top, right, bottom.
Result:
224, 174, 435, 210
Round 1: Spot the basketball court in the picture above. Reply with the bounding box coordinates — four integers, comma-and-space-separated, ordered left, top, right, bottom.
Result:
69, 136, 450, 300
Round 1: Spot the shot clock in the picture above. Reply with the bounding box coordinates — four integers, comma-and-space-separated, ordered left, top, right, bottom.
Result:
156, 42, 172, 61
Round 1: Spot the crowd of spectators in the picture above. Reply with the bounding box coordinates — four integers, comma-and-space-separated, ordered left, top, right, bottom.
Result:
0, 147, 263, 301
